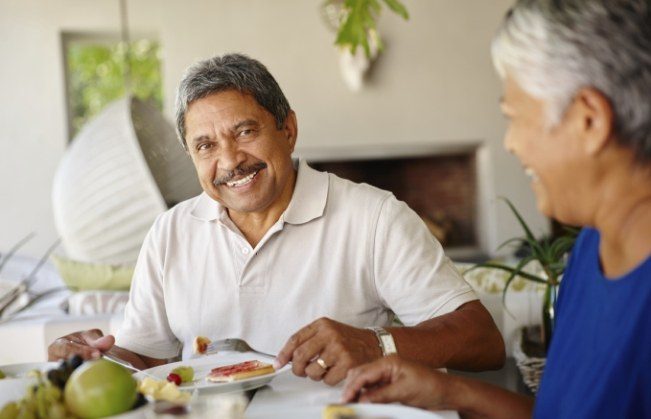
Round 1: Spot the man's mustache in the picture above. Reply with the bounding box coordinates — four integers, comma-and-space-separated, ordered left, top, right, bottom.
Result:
213, 162, 267, 186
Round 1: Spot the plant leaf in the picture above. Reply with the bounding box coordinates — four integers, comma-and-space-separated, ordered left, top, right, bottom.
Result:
468, 262, 547, 284
381, 0, 409, 19
335, 0, 409, 57
496, 237, 527, 252
500, 255, 540, 309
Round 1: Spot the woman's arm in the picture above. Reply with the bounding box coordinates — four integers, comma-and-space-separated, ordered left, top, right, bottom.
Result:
342, 355, 534, 419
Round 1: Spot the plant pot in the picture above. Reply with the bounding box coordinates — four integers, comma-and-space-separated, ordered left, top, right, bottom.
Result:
513, 325, 546, 393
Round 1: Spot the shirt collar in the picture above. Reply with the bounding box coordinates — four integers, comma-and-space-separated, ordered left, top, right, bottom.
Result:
282, 159, 329, 225
189, 158, 328, 225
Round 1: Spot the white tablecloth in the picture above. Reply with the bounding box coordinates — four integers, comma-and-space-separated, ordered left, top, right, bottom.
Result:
246, 371, 459, 419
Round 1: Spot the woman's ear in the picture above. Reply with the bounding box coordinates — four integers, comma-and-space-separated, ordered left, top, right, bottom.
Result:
573, 87, 615, 156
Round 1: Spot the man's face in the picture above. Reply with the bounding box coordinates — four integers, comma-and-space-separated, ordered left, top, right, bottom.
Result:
184, 90, 297, 216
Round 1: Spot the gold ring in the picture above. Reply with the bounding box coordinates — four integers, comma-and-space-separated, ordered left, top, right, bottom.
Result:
316, 357, 329, 370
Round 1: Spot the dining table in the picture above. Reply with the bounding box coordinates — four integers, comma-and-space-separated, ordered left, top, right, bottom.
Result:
242, 371, 460, 419
165, 368, 460, 419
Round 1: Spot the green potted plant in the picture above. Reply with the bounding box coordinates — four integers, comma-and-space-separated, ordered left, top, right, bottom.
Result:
467, 198, 578, 352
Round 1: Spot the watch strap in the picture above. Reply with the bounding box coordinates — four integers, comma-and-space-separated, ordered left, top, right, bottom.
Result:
367, 326, 397, 356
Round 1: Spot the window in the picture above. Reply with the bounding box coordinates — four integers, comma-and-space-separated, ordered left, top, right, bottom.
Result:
62, 33, 163, 139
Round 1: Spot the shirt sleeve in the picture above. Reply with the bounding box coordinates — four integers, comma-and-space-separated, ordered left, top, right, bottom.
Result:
114, 215, 182, 359
372, 195, 477, 326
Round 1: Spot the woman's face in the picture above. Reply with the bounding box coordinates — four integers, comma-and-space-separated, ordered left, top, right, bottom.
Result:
499, 76, 588, 224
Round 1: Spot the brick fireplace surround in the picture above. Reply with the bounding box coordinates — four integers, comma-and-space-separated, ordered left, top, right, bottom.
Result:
299, 144, 483, 261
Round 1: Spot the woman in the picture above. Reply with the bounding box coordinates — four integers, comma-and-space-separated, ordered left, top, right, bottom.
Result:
342, 0, 651, 417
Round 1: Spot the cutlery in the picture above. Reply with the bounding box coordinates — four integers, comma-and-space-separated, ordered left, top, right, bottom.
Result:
200, 338, 276, 359
102, 353, 159, 380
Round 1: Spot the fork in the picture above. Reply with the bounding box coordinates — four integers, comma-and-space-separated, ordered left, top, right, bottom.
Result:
200, 338, 276, 359
102, 352, 159, 380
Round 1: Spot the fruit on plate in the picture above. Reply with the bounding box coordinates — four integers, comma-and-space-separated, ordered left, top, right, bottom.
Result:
139, 377, 192, 404
170, 366, 194, 383
193, 336, 211, 354
322, 404, 356, 419
0, 373, 66, 419
64, 359, 137, 418
166, 373, 182, 386
48, 354, 84, 389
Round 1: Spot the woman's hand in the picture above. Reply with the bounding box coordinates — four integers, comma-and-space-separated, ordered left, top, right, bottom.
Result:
342, 355, 455, 411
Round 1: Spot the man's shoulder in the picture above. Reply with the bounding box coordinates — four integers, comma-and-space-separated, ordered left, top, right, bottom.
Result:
325, 171, 394, 207
152, 193, 205, 228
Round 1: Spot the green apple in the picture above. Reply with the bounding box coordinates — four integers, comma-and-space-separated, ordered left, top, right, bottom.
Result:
64, 359, 137, 418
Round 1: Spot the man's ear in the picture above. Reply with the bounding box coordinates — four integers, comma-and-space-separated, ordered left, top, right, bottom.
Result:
573, 87, 615, 156
283, 110, 298, 152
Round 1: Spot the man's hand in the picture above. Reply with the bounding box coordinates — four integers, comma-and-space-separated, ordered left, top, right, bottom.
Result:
48, 329, 115, 361
275, 318, 382, 385
342, 356, 453, 410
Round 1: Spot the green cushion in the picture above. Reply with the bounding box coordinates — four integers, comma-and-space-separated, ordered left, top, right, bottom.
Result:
51, 255, 134, 291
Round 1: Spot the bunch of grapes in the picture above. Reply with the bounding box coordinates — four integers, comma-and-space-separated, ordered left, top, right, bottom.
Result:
0, 369, 72, 419
46, 356, 84, 389
0, 355, 148, 419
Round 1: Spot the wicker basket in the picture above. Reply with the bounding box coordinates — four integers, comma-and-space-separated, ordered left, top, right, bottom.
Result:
512, 326, 546, 393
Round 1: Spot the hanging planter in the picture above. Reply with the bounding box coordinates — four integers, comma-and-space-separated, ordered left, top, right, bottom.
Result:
321, 0, 409, 91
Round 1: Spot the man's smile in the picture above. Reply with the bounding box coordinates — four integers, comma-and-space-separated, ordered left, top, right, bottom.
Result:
225, 169, 260, 188
213, 161, 268, 188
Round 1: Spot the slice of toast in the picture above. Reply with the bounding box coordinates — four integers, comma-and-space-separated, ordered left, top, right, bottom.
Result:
206, 360, 275, 383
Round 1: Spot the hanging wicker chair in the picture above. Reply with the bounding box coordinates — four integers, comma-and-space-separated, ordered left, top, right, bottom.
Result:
52, 97, 201, 265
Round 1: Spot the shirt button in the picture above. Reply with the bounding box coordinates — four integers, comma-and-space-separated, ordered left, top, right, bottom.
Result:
241, 247, 250, 255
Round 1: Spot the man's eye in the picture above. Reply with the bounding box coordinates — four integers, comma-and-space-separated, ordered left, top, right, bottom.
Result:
239, 129, 254, 138
197, 143, 212, 151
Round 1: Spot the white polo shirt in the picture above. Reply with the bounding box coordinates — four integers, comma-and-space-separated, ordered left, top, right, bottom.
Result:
116, 160, 477, 360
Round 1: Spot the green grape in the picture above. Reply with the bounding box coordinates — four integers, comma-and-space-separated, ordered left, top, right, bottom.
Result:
170, 366, 194, 383
36, 384, 48, 418
25, 369, 42, 380
45, 383, 63, 403
47, 403, 67, 419
0, 369, 6, 379
17, 402, 36, 419
0, 402, 19, 419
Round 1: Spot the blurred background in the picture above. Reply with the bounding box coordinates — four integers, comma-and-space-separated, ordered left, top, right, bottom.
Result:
0, 0, 547, 260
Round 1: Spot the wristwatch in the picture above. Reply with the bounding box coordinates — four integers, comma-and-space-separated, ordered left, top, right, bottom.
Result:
367, 327, 397, 356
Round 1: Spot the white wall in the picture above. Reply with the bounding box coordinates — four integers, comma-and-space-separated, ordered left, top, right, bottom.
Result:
0, 0, 548, 259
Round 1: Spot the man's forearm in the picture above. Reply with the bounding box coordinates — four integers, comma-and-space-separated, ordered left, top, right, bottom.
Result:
388, 300, 505, 370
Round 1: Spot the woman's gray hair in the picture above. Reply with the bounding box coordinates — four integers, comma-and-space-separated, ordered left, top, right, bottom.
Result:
491, 0, 651, 162
175, 53, 291, 150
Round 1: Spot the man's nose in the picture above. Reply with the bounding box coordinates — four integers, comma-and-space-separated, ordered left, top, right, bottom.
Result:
218, 141, 246, 171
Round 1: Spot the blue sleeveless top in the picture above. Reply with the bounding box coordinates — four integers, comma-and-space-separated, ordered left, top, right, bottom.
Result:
534, 228, 651, 418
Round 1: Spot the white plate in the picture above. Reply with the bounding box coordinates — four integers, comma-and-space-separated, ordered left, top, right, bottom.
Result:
0, 361, 58, 378
134, 352, 290, 394
246, 403, 457, 419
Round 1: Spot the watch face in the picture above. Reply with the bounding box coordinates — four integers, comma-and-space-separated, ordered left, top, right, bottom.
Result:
379, 334, 397, 355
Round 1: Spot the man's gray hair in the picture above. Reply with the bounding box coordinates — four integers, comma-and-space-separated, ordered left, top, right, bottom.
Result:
491, 0, 651, 162
175, 53, 291, 150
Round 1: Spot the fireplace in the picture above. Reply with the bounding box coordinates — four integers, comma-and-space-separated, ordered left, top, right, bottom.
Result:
298, 143, 484, 261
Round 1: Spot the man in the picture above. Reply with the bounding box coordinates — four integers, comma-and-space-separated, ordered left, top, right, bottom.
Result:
49, 54, 504, 385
